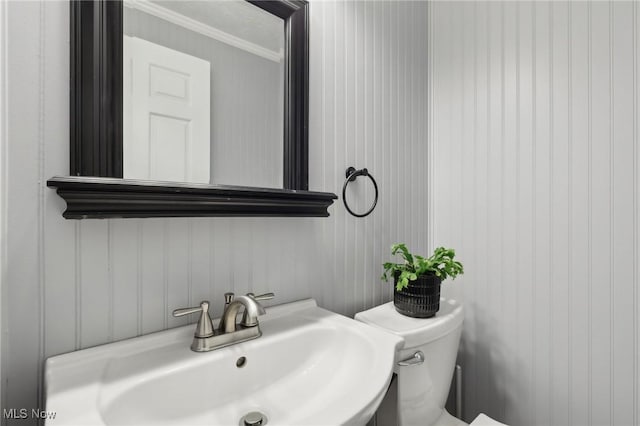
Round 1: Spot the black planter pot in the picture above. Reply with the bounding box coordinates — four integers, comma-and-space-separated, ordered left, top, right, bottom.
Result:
393, 273, 442, 318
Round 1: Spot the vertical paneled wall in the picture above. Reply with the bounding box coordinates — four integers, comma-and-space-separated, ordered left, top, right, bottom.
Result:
1, 1, 429, 422
0, 0, 8, 409
430, 2, 640, 425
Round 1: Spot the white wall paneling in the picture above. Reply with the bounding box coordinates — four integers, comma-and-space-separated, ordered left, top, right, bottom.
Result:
1, 1, 429, 423
430, 1, 640, 425
0, 0, 8, 412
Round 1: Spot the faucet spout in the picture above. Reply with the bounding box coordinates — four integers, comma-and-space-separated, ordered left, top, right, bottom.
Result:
222, 295, 266, 333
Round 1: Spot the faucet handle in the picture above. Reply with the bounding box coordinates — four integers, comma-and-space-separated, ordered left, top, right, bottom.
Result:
172, 301, 214, 338
247, 292, 275, 301
173, 303, 205, 317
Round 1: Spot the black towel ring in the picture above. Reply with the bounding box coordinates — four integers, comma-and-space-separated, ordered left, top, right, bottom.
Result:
342, 167, 379, 217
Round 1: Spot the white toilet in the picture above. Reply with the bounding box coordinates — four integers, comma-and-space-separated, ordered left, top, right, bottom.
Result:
355, 298, 506, 426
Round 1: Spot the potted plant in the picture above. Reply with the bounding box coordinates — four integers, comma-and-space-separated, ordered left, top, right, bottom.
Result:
382, 244, 464, 318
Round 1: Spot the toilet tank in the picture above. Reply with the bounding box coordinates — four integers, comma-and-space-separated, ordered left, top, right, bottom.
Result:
355, 298, 464, 425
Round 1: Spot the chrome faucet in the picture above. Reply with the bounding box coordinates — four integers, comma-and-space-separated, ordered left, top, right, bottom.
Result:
221, 295, 266, 332
172, 292, 274, 352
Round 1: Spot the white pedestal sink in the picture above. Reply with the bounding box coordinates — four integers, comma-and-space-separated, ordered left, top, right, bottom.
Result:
45, 299, 403, 426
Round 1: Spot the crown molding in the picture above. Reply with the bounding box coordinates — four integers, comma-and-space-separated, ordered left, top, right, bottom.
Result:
124, 0, 283, 63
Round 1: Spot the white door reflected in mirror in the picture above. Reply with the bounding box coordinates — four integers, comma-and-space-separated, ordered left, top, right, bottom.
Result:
124, 36, 211, 183
123, 0, 284, 188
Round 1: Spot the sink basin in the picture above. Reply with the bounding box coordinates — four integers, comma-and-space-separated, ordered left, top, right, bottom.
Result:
45, 299, 403, 425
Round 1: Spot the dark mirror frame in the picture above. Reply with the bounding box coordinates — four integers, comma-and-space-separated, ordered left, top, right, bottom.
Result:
48, 0, 336, 219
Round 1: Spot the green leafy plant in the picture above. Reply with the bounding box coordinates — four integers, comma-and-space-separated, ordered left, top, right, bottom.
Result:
382, 244, 464, 291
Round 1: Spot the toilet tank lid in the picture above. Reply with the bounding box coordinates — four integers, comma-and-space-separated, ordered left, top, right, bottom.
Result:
354, 298, 464, 348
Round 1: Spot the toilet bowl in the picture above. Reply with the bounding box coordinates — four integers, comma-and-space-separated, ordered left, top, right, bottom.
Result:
355, 298, 505, 426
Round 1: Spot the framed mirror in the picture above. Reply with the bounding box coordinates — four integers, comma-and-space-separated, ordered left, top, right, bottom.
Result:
48, 0, 336, 218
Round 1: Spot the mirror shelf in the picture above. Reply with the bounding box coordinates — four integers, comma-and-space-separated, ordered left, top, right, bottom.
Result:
47, 176, 337, 219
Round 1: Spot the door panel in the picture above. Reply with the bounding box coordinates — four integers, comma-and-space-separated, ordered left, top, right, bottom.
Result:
123, 36, 211, 183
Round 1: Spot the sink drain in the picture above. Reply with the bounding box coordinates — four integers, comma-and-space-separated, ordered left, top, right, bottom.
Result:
240, 411, 268, 426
